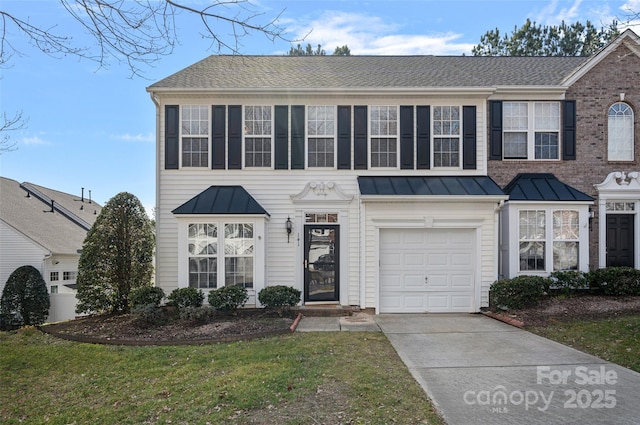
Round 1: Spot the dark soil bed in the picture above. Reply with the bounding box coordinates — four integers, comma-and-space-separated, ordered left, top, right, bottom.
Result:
494, 295, 640, 327
41, 309, 297, 345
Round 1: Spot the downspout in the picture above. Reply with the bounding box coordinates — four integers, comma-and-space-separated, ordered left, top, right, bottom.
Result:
494, 199, 506, 282
149, 92, 161, 287
359, 191, 366, 311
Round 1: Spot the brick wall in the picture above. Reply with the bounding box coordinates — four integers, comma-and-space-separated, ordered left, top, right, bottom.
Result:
488, 42, 640, 270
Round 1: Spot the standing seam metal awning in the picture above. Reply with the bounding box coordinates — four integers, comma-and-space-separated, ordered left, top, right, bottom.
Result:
357, 176, 506, 196
172, 186, 269, 215
503, 173, 593, 202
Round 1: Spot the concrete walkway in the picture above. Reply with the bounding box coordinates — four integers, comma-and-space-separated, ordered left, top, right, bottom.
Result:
297, 313, 640, 425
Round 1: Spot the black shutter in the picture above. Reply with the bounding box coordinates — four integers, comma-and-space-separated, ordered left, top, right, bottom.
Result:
228, 105, 242, 169
400, 106, 414, 169
489, 100, 503, 160
337, 106, 351, 169
212, 105, 226, 169
165, 105, 179, 169
462, 106, 477, 169
562, 100, 576, 160
291, 105, 305, 169
354, 105, 368, 169
275, 105, 289, 169
416, 106, 430, 169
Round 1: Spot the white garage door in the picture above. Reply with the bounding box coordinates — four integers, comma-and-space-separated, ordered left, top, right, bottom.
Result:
379, 228, 476, 313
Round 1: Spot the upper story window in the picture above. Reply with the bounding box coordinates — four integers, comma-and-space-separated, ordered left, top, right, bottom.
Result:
504, 102, 560, 160
608, 102, 634, 161
244, 105, 272, 168
433, 106, 461, 167
307, 106, 335, 167
181, 105, 209, 167
50, 271, 59, 281
63, 271, 77, 281
370, 106, 398, 168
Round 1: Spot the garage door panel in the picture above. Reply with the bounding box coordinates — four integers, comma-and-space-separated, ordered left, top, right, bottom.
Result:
380, 228, 476, 313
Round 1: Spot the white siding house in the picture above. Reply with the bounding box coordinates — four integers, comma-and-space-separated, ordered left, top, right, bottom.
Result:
0, 177, 102, 322
148, 32, 640, 313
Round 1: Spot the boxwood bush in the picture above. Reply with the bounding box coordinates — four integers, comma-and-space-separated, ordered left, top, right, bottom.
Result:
0, 265, 50, 328
588, 267, 640, 296
549, 270, 589, 295
167, 287, 204, 309
490, 275, 551, 310
258, 285, 301, 310
208, 285, 248, 312
129, 286, 165, 307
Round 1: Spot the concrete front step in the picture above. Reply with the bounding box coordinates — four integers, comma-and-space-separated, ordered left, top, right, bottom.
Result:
291, 305, 355, 317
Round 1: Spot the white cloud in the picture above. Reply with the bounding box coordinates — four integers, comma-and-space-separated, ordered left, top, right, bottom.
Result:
113, 132, 154, 143
21, 136, 51, 146
286, 11, 474, 55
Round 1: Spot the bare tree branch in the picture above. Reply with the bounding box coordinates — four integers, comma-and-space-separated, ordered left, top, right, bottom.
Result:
0, 111, 27, 154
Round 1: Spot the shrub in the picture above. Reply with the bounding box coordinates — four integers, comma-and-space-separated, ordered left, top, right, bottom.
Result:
490, 275, 551, 310
179, 306, 215, 322
167, 287, 204, 309
0, 265, 50, 328
208, 285, 248, 312
129, 286, 165, 307
258, 285, 301, 309
131, 303, 167, 325
588, 267, 640, 296
549, 271, 589, 295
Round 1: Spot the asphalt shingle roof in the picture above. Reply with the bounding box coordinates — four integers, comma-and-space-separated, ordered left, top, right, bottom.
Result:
0, 177, 102, 255
172, 186, 269, 215
358, 176, 506, 197
148, 55, 589, 90
503, 173, 593, 202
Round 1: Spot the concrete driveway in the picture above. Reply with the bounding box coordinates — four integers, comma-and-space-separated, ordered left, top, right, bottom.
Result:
375, 314, 640, 425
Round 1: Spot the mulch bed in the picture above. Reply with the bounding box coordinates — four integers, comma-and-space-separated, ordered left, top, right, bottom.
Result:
486, 295, 640, 328
40, 309, 298, 346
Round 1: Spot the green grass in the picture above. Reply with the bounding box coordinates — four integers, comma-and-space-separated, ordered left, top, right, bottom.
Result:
0, 328, 443, 425
529, 315, 640, 373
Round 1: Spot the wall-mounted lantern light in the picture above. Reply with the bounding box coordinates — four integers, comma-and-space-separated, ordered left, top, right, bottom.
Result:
286, 216, 293, 243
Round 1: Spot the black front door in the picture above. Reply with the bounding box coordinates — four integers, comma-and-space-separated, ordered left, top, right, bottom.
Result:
606, 214, 634, 267
304, 225, 339, 302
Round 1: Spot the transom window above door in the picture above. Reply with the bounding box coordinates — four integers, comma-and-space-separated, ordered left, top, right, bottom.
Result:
307, 106, 335, 168
370, 106, 398, 168
503, 102, 560, 160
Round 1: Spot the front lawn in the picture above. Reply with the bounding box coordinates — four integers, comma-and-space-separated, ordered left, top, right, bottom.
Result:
529, 315, 640, 373
0, 328, 444, 425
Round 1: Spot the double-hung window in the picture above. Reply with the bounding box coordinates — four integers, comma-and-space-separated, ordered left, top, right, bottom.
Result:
244, 106, 272, 167
181, 105, 209, 167
433, 106, 461, 167
370, 106, 398, 167
608, 102, 634, 161
519, 209, 580, 272
308, 106, 335, 167
504, 102, 560, 160
187, 222, 254, 289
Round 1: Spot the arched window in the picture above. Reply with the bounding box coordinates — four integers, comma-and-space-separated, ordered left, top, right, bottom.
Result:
608, 102, 634, 161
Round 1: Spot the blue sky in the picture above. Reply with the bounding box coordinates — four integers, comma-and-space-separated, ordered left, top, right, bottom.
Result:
1, 0, 639, 214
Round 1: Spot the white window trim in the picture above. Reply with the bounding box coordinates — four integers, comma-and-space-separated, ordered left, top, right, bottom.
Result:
306, 105, 337, 169
503, 101, 561, 161
243, 105, 274, 169
608, 102, 635, 162
506, 203, 590, 277
179, 105, 210, 169
176, 216, 267, 304
368, 105, 399, 169
431, 105, 462, 170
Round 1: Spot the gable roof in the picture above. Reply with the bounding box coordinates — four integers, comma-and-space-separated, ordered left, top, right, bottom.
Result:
503, 173, 593, 202
0, 177, 102, 255
358, 176, 506, 197
172, 186, 269, 215
562, 29, 640, 86
148, 55, 588, 91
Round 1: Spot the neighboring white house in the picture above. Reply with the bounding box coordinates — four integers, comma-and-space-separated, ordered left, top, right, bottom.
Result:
146, 30, 640, 313
0, 177, 102, 322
